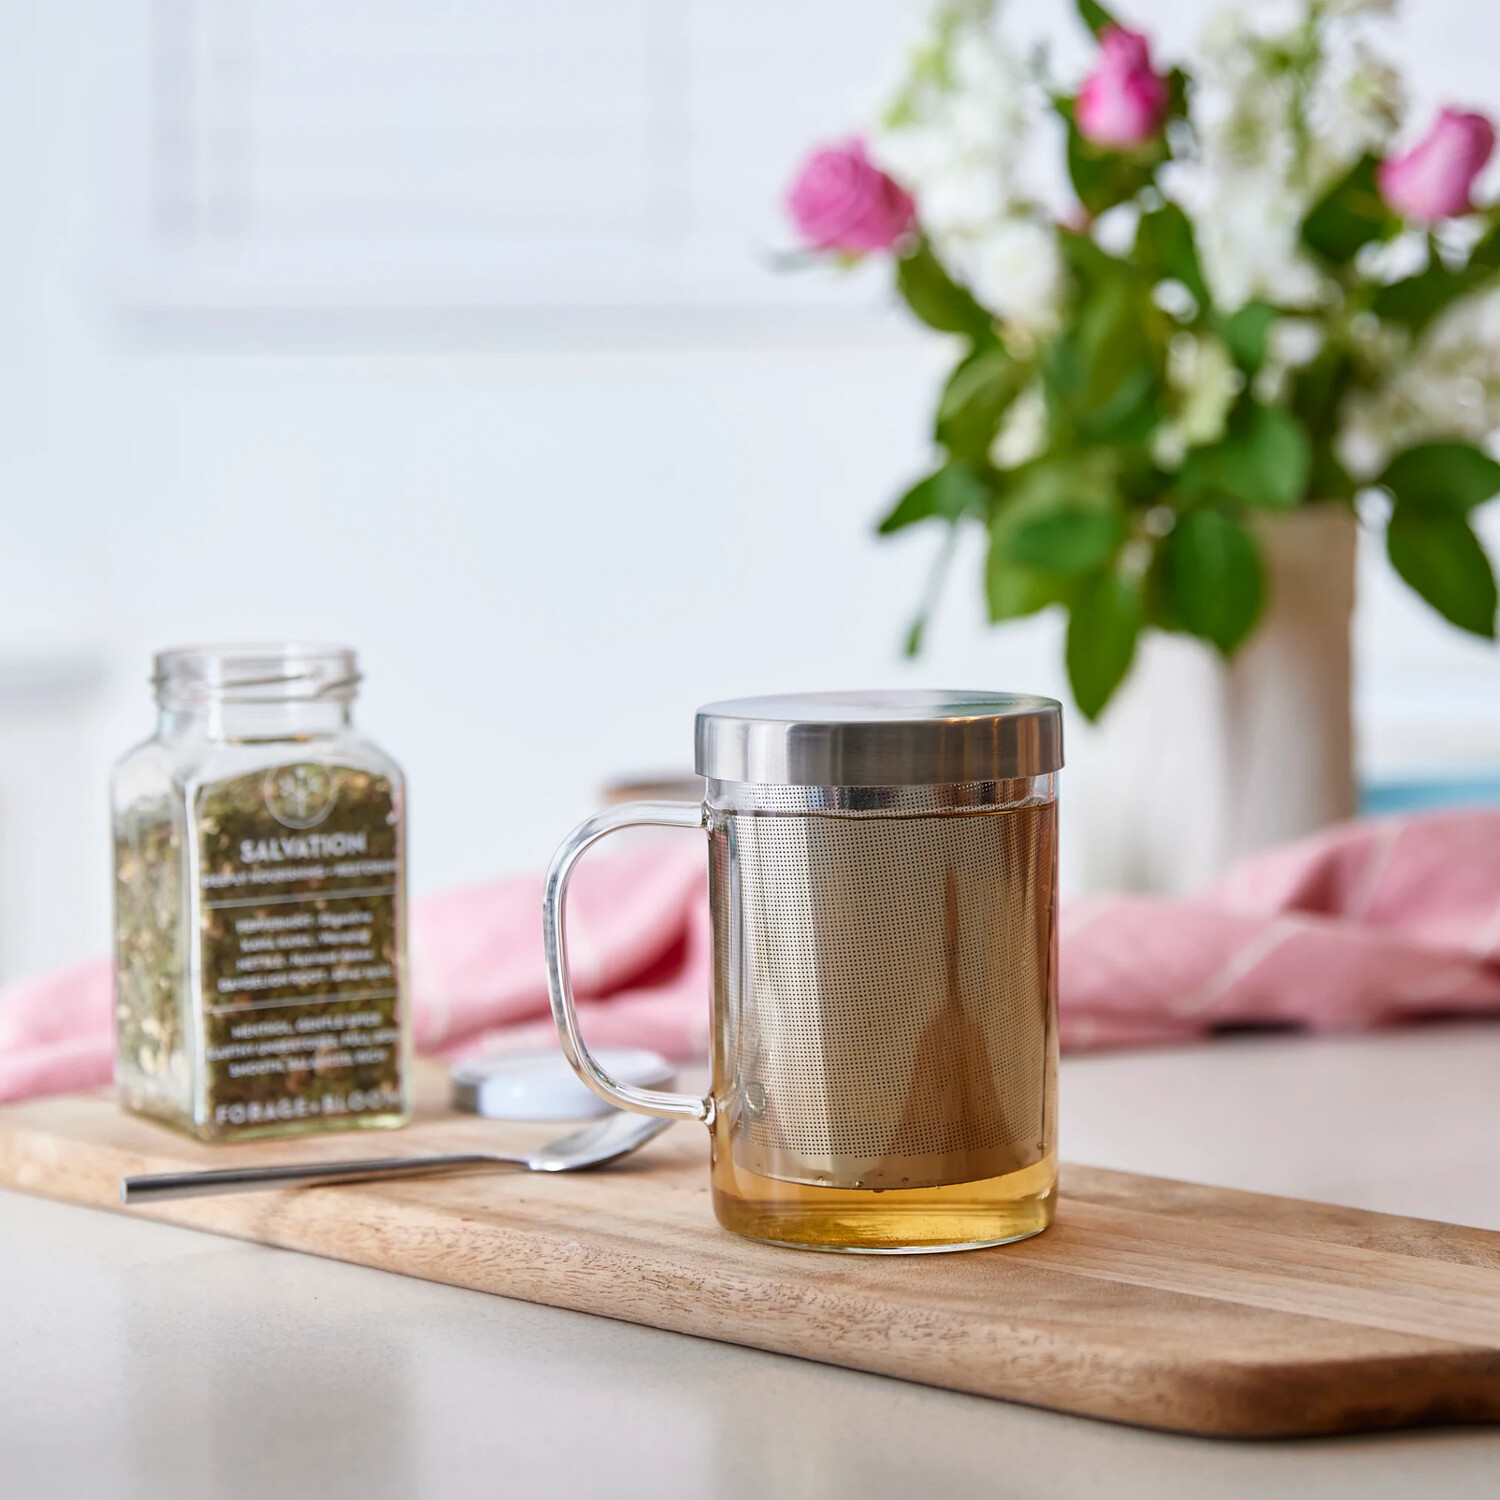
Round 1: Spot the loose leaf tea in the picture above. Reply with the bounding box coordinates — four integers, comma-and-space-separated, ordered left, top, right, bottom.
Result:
115, 760, 408, 1141
115, 799, 188, 1117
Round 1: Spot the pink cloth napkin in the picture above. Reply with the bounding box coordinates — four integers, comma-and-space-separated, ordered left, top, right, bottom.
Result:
3, 810, 1499, 1104
1059, 809, 1500, 1049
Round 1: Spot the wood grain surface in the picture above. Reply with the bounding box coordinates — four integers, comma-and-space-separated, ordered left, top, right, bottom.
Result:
2, 1064, 1499, 1439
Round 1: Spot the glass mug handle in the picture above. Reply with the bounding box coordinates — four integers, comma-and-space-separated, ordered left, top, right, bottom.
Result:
543, 800, 714, 1124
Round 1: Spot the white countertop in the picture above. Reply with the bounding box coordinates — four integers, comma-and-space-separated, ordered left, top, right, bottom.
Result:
5, 1023, 1500, 1498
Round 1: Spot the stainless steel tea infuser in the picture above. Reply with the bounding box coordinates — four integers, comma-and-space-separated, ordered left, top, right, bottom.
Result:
546, 690, 1064, 1251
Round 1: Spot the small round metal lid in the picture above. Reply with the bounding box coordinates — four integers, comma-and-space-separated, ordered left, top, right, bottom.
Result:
694, 690, 1063, 787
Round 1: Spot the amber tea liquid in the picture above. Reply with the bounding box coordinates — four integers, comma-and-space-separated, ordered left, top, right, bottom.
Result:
710, 1142, 1057, 1253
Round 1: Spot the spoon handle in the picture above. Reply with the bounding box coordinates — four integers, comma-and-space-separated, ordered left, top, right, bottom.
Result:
121, 1151, 521, 1205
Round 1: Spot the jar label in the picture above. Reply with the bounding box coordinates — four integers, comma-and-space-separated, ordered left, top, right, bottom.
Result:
195, 764, 405, 1136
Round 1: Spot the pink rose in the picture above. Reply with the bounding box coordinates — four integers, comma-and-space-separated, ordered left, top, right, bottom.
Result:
1075, 26, 1170, 150
785, 138, 915, 255
1378, 109, 1496, 222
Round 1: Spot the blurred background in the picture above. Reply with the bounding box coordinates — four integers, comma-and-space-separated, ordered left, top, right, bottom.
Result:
0, 0, 1497, 985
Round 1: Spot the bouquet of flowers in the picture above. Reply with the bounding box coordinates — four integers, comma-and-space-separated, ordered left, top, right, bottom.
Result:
786, 0, 1500, 717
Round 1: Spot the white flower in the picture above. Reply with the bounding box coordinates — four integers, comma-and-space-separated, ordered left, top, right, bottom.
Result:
1307, 40, 1402, 167
1177, 334, 1243, 445
949, 217, 1064, 335
872, 0, 1064, 332
1339, 288, 1500, 477
874, 1, 1029, 237
1188, 1, 1401, 312
1252, 317, 1325, 403
1268, 317, 1326, 367
904, 158, 1009, 239
1152, 333, 1242, 469
989, 380, 1047, 469
1191, 170, 1327, 310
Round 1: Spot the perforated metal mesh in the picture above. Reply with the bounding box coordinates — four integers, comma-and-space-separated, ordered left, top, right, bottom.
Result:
709, 791, 1056, 1192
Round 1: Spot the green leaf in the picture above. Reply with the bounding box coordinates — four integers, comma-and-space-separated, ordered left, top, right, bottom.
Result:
1056, 225, 1126, 291
1084, 365, 1158, 444
994, 451, 1120, 524
1066, 122, 1162, 217
1372, 224, 1500, 337
928, 462, 993, 520
1162, 508, 1265, 654
1300, 154, 1393, 265
1164, 67, 1189, 123
984, 453, 1119, 617
1387, 505, 1498, 638
1044, 272, 1159, 444
1142, 540, 1184, 632
1117, 459, 1177, 512
895, 240, 994, 340
1219, 301, 1277, 373
1179, 402, 1311, 511
878, 474, 938, 534
1074, 0, 1116, 37
1074, 277, 1144, 384
935, 348, 1026, 462
1372, 259, 1469, 336
1286, 343, 1352, 485
877, 463, 991, 535
1007, 509, 1123, 573
1066, 565, 1142, 721
1380, 441, 1500, 516
1135, 202, 1211, 313
1306, 443, 1357, 507
985, 551, 1072, 622
1471, 217, 1500, 275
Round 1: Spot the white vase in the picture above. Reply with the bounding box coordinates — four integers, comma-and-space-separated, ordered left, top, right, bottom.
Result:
1070, 505, 1358, 895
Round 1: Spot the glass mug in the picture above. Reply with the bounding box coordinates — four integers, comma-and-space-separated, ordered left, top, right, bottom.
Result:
544, 691, 1063, 1253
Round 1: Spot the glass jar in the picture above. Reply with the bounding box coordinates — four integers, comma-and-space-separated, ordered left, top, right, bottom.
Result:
112, 644, 410, 1142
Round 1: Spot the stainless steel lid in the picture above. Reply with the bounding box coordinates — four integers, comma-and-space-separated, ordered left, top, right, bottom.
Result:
694, 690, 1063, 787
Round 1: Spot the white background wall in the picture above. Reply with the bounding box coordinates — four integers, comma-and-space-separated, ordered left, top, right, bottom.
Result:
0, 0, 1498, 981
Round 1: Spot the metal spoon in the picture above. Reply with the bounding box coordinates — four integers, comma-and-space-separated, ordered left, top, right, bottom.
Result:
120, 1111, 674, 1206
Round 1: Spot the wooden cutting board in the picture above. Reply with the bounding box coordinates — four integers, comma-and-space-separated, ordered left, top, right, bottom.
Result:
3, 1065, 1499, 1439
